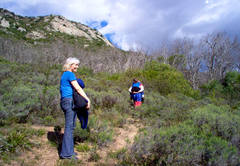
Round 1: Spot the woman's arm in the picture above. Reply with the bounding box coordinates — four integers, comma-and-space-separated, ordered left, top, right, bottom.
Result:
71, 80, 90, 109
129, 87, 132, 93
133, 85, 144, 94
138, 84, 144, 92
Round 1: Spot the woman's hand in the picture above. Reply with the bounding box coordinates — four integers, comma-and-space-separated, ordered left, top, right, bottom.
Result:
86, 101, 90, 109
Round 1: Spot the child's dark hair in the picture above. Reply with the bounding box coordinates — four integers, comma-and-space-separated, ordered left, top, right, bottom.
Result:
133, 78, 138, 83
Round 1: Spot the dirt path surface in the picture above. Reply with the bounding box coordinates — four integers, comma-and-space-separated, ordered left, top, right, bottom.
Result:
8, 126, 59, 166
7, 119, 141, 166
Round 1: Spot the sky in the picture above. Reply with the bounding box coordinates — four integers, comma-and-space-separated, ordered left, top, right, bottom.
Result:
1, 0, 240, 51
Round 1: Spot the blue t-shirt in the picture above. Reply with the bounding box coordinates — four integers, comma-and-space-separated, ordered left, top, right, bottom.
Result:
60, 71, 76, 99
132, 82, 140, 88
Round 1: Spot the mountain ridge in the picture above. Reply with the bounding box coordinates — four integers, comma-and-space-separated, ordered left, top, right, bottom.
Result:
0, 8, 114, 47
0, 8, 151, 74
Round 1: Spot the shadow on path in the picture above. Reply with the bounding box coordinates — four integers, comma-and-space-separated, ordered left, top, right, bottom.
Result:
47, 131, 64, 156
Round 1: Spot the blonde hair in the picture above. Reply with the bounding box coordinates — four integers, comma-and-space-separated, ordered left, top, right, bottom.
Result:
62, 57, 80, 71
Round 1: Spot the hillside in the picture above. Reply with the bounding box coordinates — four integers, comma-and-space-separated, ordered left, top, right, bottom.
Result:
1, 50, 240, 165
0, 8, 113, 47
0, 8, 151, 73
1, 7, 240, 166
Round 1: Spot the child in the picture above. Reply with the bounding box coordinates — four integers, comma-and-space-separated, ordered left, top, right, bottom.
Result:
129, 78, 144, 107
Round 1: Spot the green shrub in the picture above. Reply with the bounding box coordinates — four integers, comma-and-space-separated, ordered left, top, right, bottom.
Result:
97, 131, 114, 146
0, 125, 44, 163
6, 130, 33, 153
142, 60, 199, 97
76, 143, 90, 152
222, 71, 240, 102
73, 123, 90, 142
0, 57, 10, 63
135, 92, 195, 124
189, 104, 240, 140
73, 115, 115, 147
0, 60, 62, 124
1, 84, 40, 122
87, 115, 115, 147
44, 116, 55, 126
85, 88, 130, 111
122, 123, 239, 165
76, 66, 94, 77
200, 71, 240, 105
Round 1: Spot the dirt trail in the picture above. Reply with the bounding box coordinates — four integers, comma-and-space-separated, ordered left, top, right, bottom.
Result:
7, 119, 141, 166
9, 126, 59, 166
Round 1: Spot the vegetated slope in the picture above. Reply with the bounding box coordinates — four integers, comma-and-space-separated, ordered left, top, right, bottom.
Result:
0, 8, 152, 74
0, 8, 113, 47
1, 57, 240, 165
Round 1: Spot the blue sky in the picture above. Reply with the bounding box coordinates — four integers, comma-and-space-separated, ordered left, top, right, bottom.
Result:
1, 0, 240, 51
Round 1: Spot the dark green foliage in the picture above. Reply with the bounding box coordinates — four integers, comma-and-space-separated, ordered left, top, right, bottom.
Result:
87, 116, 114, 147
222, 71, 240, 100
167, 54, 185, 68
201, 80, 224, 98
142, 60, 199, 97
109, 147, 128, 160
0, 57, 10, 63
76, 66, 94, 77
201, 71, 240, 106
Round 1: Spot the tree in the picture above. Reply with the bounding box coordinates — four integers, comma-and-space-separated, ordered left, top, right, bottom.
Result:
199, 31, 239, 82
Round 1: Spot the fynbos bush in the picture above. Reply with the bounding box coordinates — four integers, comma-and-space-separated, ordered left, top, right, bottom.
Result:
189, 104, 240, 140
123, 123, 239, 165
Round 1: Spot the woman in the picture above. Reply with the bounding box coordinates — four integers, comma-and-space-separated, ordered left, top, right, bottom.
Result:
59, 57, 90, 160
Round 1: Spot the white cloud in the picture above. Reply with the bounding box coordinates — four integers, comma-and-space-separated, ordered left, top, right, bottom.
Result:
1, 0, 240, 51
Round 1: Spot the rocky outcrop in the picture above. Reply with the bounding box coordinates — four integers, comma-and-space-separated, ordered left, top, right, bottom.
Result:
17, 27, 26, 32
47, 15, 114, 47
49, 15, 91, 40
25, 31, 46, 39
0, 18, 10, 28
